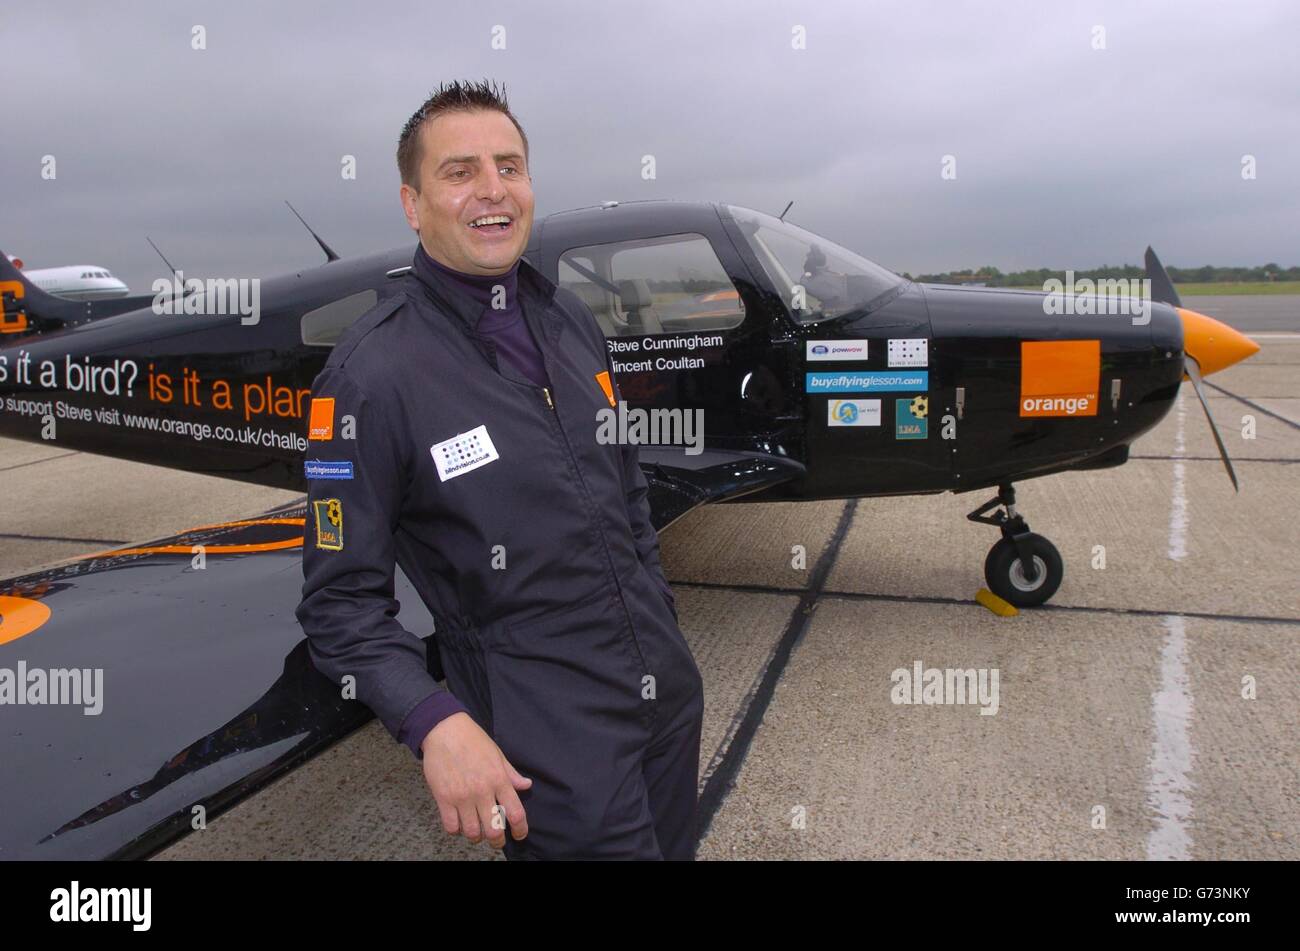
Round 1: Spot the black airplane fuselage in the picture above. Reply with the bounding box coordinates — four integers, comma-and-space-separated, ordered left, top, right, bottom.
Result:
0, 201, 1185, 499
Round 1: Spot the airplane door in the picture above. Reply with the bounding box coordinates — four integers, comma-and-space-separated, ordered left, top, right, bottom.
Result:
543, 226, 789, 449
929, 328, 1024, 490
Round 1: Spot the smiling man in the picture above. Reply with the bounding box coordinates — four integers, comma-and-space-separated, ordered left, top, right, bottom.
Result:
296, 80, 704, 860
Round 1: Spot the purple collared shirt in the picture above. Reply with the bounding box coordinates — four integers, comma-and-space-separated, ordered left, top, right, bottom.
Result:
423, 248, 551, 388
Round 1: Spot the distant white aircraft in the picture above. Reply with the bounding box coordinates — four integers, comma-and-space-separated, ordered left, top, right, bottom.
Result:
4, 254, 130, 300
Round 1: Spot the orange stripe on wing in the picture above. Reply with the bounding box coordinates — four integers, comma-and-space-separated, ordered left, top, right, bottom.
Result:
74, 517, 306, 560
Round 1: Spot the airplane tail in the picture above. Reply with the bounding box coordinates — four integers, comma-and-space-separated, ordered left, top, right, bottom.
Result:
1, 250, 154, 341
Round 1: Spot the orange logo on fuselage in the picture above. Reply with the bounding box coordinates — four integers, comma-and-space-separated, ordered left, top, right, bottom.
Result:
1020, 340, 1100, 417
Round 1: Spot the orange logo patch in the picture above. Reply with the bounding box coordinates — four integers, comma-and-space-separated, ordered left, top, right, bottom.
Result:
594, 370, 616, 407
308, 397, 335, 440
1020, 340, 1100, 417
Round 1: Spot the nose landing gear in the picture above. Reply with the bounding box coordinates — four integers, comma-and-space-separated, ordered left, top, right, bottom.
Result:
967, 484, 1063, 607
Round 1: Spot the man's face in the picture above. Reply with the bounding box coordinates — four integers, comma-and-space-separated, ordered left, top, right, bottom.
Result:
400, 109, 534, 275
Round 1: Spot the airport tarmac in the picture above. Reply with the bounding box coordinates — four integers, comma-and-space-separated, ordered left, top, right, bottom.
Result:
1, 336, 1295, 861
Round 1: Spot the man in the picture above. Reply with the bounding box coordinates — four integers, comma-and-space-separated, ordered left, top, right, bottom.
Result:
295, 79, 704, 860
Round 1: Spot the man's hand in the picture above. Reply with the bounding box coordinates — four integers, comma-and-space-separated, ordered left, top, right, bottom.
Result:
420, 712, 531, 849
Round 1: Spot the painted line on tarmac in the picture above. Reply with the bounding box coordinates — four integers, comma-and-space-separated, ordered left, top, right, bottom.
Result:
1168, 390, 1189, 562
694, 499, 858, 845
0, 531, 129, 546
1205, 381, 1300, 431
1157, 394, 1194, 858
1146, 615, 1195, 860
669, 580, 1300, 627
1132, 455, 1299, 464
0, 450, 80, 473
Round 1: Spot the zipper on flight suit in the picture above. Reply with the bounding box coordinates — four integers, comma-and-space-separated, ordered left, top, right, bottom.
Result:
415, 271, 653, 705
529, 337, 652, 708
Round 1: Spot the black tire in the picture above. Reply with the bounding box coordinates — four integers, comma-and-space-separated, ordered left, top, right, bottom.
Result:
983, 534, 1063, 607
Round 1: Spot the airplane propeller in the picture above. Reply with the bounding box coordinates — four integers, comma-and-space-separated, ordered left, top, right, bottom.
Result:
1183, 354, 1238, 491
1145, 246, 1260, 492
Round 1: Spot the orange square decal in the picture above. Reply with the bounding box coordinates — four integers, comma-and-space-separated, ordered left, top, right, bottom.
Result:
594, 370, 616, 407
1020, 340, 1100, 417
308, 397, 335, 440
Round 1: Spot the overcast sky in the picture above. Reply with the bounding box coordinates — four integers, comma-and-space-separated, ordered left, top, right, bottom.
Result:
5, 0, 1297, 292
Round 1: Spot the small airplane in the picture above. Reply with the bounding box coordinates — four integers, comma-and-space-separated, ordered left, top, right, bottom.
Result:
5, 254, 131, 301
0, 200, 1259, 859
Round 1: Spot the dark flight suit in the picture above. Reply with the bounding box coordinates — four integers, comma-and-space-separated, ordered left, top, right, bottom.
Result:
295, 246, 704, 860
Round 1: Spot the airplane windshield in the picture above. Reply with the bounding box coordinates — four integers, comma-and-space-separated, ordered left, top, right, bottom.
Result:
725, 205, 904, 323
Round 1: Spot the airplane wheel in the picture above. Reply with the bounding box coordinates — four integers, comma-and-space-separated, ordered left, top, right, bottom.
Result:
984, 534, 1062, 607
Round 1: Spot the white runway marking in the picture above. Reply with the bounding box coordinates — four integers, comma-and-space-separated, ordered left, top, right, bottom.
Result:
1149, 389, 1196, 858
1168, 390, 1189, 562
1247, 333, 1300, 340
1146, 615, 1195, 860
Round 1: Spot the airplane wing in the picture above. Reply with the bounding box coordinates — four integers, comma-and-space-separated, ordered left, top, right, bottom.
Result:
637, 447, 806, 530
0, 450, 800, 860
0, 503, 436, 860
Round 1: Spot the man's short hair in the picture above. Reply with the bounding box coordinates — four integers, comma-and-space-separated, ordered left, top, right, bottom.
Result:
397, 79, 530, 189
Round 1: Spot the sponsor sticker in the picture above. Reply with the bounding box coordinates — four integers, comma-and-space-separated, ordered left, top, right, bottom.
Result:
895, 395, 928, 439
1020, 340, 1099, 417
888, 338, 928, 367
594, 369, 616, 407
308, 397, 335, 440
806, 371, 928, 393
431, 424, 500, 482
827, 399, 881, 426
313, 498, 344, 550
305, 459, 354, 481
806, 340, 868, 361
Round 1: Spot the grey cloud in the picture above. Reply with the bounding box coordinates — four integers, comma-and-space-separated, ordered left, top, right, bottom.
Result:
3, 0, 1296, 293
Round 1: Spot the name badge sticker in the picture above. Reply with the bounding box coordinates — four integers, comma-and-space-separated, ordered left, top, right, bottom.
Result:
431, 424, 500, 482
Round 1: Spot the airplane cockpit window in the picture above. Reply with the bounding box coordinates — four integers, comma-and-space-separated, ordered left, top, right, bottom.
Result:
724, 205, 905, 324
300, 289, 380, 347
559, 232, 744, 338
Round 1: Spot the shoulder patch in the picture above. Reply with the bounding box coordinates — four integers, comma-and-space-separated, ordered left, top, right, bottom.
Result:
313, 498, 344, 550
307, 397, 335, 440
